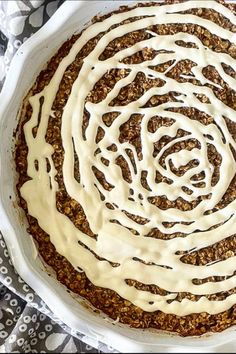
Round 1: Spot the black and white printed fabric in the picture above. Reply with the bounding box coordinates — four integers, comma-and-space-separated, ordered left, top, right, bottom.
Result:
0, 0, 65, 88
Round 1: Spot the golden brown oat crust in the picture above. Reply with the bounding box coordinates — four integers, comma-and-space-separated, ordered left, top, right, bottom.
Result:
15, 0, 236, 336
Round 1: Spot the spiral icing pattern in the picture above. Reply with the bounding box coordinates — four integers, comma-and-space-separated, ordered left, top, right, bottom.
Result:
21, 1, 236, 315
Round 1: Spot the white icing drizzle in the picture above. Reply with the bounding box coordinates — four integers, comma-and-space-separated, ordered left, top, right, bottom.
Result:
20, 1, 236, 315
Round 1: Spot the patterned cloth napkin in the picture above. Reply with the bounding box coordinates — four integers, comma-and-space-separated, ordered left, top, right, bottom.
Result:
0, 1, 116, 352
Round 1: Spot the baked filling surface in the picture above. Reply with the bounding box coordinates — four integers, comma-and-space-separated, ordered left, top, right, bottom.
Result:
15, 0, 236, 336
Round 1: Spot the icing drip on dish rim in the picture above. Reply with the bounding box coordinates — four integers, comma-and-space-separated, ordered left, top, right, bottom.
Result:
20, 0, 236, 315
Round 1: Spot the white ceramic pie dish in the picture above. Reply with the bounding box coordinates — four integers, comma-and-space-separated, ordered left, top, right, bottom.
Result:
0, 0, 236, 352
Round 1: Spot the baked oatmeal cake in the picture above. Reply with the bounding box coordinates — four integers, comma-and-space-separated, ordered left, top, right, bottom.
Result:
15, 0, 236, 336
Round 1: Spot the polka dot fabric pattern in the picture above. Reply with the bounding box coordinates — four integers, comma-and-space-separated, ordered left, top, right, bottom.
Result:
0, 1, 115, 352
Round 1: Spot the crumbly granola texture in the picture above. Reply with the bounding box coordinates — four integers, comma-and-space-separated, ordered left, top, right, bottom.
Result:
15, 0, 236, 336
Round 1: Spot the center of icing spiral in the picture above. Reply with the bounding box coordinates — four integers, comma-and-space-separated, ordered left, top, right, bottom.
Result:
21, 1, 236, 315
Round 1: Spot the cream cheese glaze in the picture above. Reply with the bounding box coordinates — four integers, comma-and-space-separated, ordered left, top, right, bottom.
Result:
20, 0, 236, 315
